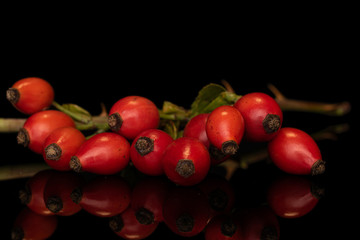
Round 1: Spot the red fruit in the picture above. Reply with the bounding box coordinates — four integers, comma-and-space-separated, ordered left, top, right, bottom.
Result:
162, 186, 211, 237
234, 92, 283, 142
11, 207, 58, 240
267, 175, 324, 218
18, 169, 55, 216
74, 175, 131, 217
17, 110, 75, 154
206, 105, 245, 155
183, 113, 210, 148
70, 132, 130, 175
109, 207, 159, 239
267, 127, 325, 175
43, 171, 83, 216
43, 127, 86, 171
162, 137, 210, 186
7, 77, 54, 115
204, 214, 242, 240
130, 129, 173, 176
108, 96, 160, 140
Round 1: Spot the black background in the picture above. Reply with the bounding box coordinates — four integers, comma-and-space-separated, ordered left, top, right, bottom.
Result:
0, 22, 357, 239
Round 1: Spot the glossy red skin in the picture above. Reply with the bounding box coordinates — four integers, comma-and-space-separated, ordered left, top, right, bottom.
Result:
43, 171, 83, 216
130, 129, 174, 176
109, 96, 160, 140
162, 137, 210, 186
183, 113, 210, 148
78, 175, 131, 217
206, 105, 245, 152
268, 127, 322, 175
73, 132, 130, 175
112, 207, 159, 239
43, 127, 86, 171
234, 92, 283, 142
21, 110, 75, 154
204, 214, 242, 240
9, 77, 54, 114
130, 177, 171, 222
13, 207, 58, 240
162, 186, 211, 237
22, 169, 55, 216
267, 175, 319, 218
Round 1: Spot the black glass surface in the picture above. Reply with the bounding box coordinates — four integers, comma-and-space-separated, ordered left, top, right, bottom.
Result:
0, 58, 356, 239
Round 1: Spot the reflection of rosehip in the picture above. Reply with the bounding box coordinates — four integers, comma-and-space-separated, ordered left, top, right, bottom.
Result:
18, 169, 55, 216
162, 186, 211, 237
11, 207, 58, 240
7, 77, 54, 114
234, 92, 283, 142
162, 137, 210, 186
267, 174, 324, 218
206, 105, 245, 155
70, 132, 130, 175
130, 129, 173, 176
43, 127, 86, 171
108, 96, 160, 140
17, 110, 75, 154
109, 207, 159, 240
73, 175, 131, 217
268, 127, 325, 175
204, 214, 242, 240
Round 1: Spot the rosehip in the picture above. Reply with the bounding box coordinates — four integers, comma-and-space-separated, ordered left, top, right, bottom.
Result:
130, 129, 173, 176
17, 110, 76, 154
206, 105, 245, 155
72, 175, 131, 217
162, 137, 210, 186
183, 113, 210, 148
267, 127, 325, 175
234, 92, 283, 142
6, 77, 54, 114
11, 207, 58, 240
70, 132, 130, 175
108, 96, 160, 140
43, 127, 86, 171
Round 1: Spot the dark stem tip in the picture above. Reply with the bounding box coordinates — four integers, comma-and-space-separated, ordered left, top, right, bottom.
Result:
46, 196, 63, 213
109, 215, 124, 232
311, 160, 326, 176
69, 156, 82, 172
175, 159, 195, 178
70, 187, 83, 204
263, 114, 281, 134
135, 136, 154, 156
108, 112, 123, 132
11, 226, 24, 240
135, 207, 155, 225
208, 189, 229, 211
220, 218, 237, 237
260, 226, 279, 240
18, 186, 31, 205
6, 88, 20, 104
221, 140, 239, 155
17, 128, 30, 147
44, 143, 62, 161
176, 213, 194, 233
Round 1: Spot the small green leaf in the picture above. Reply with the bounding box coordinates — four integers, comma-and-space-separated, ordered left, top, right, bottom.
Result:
53, 101, 92, 123
163, 120, 178, 139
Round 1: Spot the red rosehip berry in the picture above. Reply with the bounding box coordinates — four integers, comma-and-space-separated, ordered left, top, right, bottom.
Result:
109, 207, 159, 239
162, 137, 210, 186
73, 175, 131, 217
204, 214, 242, 240
267, 127, 325, 175
267, 175, 324, 218
43, 127, 86, 171
234, 92, 283, 142
108, 96, 160, 140
130, 129, 173, 176
70, 132, 130, 175
183, 113, 210, 148
206, 105, 245, 155
17, 110, 76, 154
6, 77, 55, 115
11, 207, 58, 240
18, 169, 55, 216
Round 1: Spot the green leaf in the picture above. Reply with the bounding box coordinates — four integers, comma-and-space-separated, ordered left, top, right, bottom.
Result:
163, 120, 178, 139
190, 84, 227, 115
53, 102, 92, 123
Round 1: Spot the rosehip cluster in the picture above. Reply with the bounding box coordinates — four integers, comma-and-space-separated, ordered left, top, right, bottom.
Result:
8, 77, 325, 188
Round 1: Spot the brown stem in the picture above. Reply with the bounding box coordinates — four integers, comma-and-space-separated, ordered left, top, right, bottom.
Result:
0, 163, 50, 181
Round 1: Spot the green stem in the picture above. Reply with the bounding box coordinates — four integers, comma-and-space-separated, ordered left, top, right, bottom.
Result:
0, 118, 25, 132
0, 163, 50, 181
